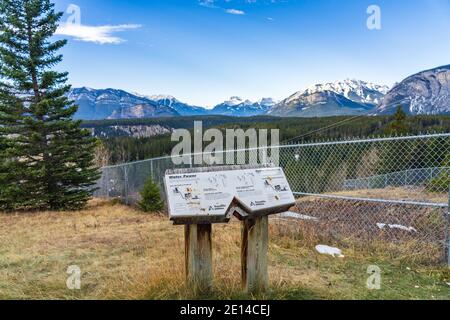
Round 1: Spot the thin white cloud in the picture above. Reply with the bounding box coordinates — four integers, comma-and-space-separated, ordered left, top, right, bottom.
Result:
199, 0, 217, 8
56, 23, 142, 45
225, 9, 245, 15
199, 1, 247, 15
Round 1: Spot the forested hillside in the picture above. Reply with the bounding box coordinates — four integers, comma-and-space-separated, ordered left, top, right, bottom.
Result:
95, 115, 450, 165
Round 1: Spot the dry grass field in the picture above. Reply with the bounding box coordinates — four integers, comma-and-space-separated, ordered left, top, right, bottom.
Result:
0, 199, 449, 300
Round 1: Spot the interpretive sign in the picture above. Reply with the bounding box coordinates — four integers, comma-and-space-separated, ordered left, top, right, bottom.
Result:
164, 166, 295, 224
164, 165, 296, 294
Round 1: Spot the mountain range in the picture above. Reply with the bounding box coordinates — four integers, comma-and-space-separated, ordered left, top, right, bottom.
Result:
68, 88, 179, 120
69, 65, 450, 120
268, 80, 389, 117
210, 97, 277, 117
376, 65, 450, 115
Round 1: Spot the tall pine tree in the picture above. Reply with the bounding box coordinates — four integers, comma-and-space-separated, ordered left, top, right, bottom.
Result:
0, 0, 100, 211
384, 105, 411, 135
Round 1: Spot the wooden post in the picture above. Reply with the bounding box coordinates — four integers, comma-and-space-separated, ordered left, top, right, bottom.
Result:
185, 224, 213, 294
241, 215, 269, 294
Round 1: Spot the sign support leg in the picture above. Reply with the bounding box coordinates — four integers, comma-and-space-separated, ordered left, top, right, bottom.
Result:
241, 215, 269, 294
185, 224, 213, 294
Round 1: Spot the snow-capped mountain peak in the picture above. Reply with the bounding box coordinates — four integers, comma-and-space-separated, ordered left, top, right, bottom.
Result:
259, 97, 277, 107
147, 94, 178, 102
209, 96, 276, 117
286, 79, 389, 106
223, 96, 252, 106
270, 79, 390, 117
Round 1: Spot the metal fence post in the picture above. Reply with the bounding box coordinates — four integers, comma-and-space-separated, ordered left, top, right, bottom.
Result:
124, 166, 129, 205
105, 168, 110, 198
150, 159, 154, 179
447, 185, 450, 266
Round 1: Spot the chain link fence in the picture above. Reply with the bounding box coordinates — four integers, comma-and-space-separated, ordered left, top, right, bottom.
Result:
95, 133, 450, 265
278, 134, 449, 265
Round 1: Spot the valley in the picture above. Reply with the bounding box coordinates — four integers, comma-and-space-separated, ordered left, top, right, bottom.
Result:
90, 115, 450, 165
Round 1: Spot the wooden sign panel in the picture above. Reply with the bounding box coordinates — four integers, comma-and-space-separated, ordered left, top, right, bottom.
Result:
164, 166, 295, 224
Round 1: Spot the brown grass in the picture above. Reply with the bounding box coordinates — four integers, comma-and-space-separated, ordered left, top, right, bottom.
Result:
0, 199, 448, 300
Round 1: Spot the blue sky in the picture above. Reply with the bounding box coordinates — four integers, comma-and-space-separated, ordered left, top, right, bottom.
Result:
53, 0, 450, 107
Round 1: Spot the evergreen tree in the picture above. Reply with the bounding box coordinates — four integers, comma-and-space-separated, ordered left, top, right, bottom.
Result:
0, 0, 100, 211
138, 177, 164, 212
385, 105, 411, 135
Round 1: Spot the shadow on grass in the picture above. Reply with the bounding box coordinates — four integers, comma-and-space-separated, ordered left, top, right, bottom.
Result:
143, 284, 323, 300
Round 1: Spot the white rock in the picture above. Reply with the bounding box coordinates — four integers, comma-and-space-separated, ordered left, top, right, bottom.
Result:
315, 245, 344, 258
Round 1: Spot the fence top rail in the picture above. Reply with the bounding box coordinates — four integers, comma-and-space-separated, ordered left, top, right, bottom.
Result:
101, 132, 450, 170
280, 132, 450, 149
